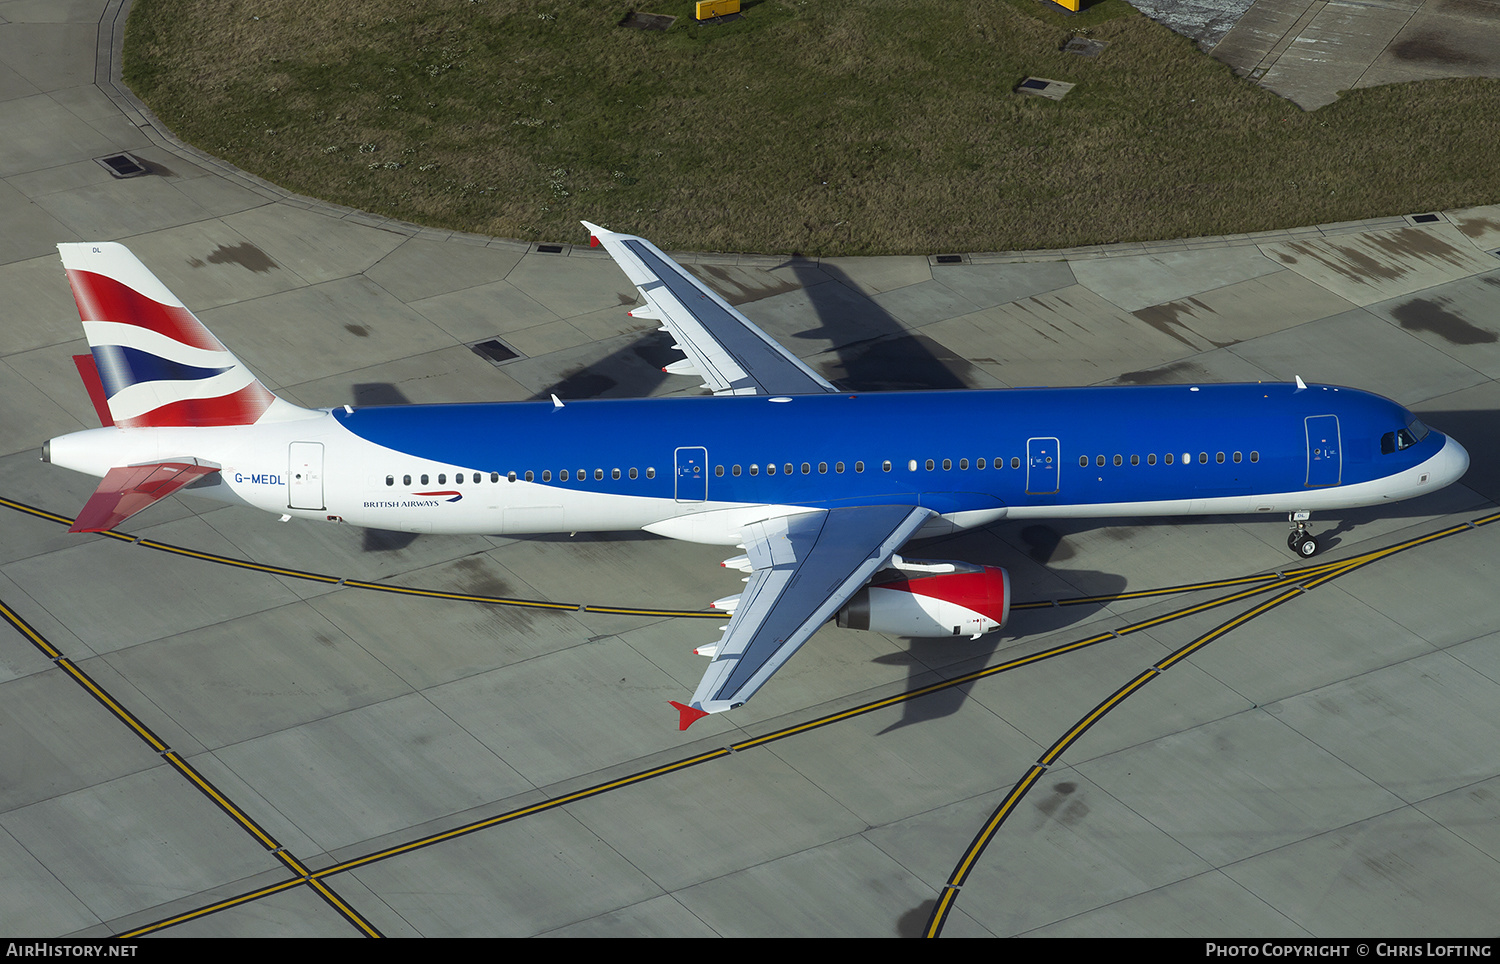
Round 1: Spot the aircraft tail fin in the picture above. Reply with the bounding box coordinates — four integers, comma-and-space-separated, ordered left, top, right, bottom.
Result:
57, 242, 315, 428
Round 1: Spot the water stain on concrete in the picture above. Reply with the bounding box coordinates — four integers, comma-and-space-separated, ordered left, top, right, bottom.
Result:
1454, 215, 1500, 240
1391, 32, 1482, 66
186, 242, 279, 274
344, 324, 370, 337
1133, 297, 1227, 349
1389, 295, 1497, 344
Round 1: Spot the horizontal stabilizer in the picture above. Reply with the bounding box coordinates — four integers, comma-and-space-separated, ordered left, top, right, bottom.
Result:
69, 462, 220, 533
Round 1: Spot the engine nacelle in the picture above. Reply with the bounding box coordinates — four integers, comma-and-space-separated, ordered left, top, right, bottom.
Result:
837, 563, 1010, 638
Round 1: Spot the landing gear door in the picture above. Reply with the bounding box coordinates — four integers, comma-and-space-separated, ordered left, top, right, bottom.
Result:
1305, 415, 1341, 487
289, 441, 325, 510
1026, 437, 1060, 495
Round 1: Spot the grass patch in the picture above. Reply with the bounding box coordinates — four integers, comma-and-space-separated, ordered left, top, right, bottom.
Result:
123, 0, 1500, 255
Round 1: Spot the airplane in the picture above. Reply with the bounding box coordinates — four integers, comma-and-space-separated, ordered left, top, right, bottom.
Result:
41, 224, 1471, 729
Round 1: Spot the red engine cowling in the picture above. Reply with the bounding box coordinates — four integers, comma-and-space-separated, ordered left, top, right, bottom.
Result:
837, 564, 1010, 637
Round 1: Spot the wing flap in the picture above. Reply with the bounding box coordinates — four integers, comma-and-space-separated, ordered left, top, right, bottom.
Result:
677, 504, 934, 727
69, 461, 220, 533
585, 221, 837, 396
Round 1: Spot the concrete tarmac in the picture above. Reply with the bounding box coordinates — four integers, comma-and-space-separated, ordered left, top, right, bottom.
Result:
2, 0, 1500, 939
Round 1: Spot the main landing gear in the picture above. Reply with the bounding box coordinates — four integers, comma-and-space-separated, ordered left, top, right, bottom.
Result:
1287, 510, 1319, 558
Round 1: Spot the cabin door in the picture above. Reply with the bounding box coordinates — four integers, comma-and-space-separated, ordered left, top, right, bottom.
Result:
288, 441, 325, 510
675, 446, 708, 502
1026, 437, 1060, 495
1305, 415, 1341, 487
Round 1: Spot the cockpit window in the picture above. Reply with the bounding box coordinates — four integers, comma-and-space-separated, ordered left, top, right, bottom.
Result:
1384, 418, 1432, 454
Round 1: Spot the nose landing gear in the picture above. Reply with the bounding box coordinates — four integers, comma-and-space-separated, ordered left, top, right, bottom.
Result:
1288, 510, 1319, 557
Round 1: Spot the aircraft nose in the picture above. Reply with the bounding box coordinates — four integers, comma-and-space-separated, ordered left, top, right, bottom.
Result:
1438, 434, 1470, 486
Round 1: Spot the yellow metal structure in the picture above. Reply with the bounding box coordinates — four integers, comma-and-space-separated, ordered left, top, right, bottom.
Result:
696, 0, 740, 20
1051, 0, 1081, 9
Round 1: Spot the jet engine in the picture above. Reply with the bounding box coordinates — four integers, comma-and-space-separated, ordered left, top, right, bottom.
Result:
836, 559, 1010, 638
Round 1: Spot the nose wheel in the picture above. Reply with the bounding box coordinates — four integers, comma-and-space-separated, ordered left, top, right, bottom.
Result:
1288, 511, 1319, 557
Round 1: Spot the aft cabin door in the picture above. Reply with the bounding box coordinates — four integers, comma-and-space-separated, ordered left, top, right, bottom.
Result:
1305, 415, 1341, 487
288, 441, 325, 510
675, 446, 708, 502
1026, 437, 1060, 495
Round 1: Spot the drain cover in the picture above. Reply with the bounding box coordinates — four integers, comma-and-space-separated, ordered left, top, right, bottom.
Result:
96, 153, 148, 178
1016, 78, 1075, 100
471, 339, 521, 365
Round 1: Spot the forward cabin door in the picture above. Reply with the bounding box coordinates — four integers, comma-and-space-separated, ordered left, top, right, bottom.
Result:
288, 441, 325, 510
1305, 415, 1341, 487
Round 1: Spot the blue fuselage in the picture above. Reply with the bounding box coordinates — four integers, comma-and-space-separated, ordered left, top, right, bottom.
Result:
335, 382, 1448, 521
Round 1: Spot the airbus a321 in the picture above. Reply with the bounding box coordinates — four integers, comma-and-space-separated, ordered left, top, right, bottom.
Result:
42, 223, 1471, 728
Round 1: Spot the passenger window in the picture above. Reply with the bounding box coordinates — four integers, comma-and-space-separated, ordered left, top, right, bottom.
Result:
767, 463, 777, 476
802, 463, 811, 475
926, 459, 935, 471
438, 473, 447, 484
1147, 454, 1156, 466
977, 458, 986, 470
507, 471, 517, 482
1011, 457, 1020, 469
733, 465, 742, 476
403, 474, 412, 485
525, 471, 534, 482
1079, 456, 1088, 467
1096, 455, 1105, 467
835, 462, 844, 474
1130, 455, 1139, 466
785, 464, 793, 475
647, 468, 656, 478
490, 472, 499, 482
542, 470, 551, 482
882, 461, 891, 472
385, 475, 394, 486
421, 474, 430, 484
818, 462, 827, 474
561, 469, 570, 481
750, 464, 759, 476
960, 458, 968, 470
1114, 455, 1122, 466
1165, 454, 1174, 465
1250, 451, 1259, 462
855, 461, 864, 473
1199, 453, 1207, 464
1216, 452, 1225, 463
594, 469, 604, 480
612, 468, 621, 480
629, 468, 638, 479
1233, 452, 1242, 463
715, 465, 724, 477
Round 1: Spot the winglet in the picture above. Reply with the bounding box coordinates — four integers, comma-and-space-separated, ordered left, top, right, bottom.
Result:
670, 700, 709, 730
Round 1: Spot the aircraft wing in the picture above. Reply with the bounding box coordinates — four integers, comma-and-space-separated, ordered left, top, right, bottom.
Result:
69, 461, 220, 533
583, 221, 838, 396
673, 504, 934, 729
